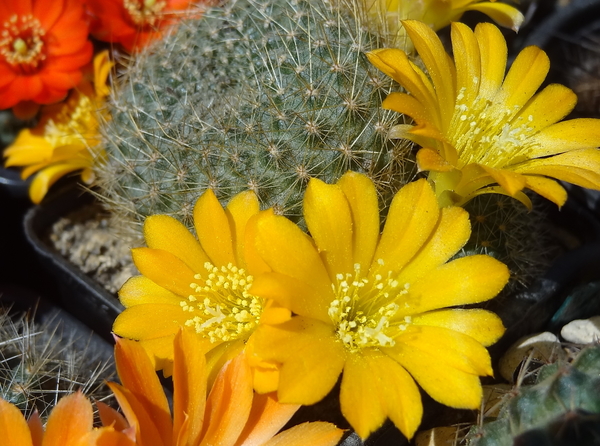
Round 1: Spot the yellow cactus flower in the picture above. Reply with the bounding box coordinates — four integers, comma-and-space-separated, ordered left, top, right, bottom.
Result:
113, 189, 289, 388
106, 330, 344, 446
367, 21, 600, 208
249, 171, 508, 440
363, 0, 523, 47
3, 50, 113, 203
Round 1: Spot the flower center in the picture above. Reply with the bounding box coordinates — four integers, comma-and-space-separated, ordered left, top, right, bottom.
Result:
328, 262, 411, 352
123, 0, 168, 27
181, 262, 263, 343
0, 14, 46, 73
44, 93, 99, 147
448, 84, 540, 168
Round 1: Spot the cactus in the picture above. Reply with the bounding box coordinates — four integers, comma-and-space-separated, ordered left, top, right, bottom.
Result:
466, 345, 600, 446
0, 308, 114, 421
94, 0, 415, 238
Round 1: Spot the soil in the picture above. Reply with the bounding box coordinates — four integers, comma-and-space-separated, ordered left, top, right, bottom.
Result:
48, 201, 138, 294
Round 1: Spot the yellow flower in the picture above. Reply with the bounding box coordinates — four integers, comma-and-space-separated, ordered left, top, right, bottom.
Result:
367, 21, 600, 208
113, 189, 289, 386
363, 0, 523, 47
249, 172, 509, 440
105, 330, 344, 446
3, 50, 113, 203
0, 391, 112, 446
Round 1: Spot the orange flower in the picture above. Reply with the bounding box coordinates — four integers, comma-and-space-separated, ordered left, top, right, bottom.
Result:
86, 0, 203, 52
0, 0, 93, 111
0, 391, 116, 446
106, 330, 344, 446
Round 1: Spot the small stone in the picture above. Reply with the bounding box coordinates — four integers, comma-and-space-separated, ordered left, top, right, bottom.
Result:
560, 316, 600, 344
499, 332, 563, 382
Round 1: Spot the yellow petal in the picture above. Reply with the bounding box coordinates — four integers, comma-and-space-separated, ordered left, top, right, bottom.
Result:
304, 177, 354, 276
252, 211, 333, 304
467, 3, 524, 31
528, 118, 600, 157
112, 304, 187, 341
173, 329, 207, 446
514, 84, 577, 134
131, 247, 196, 297
29, 163, 84, 203
514, 148, 600, 190
474, 22, 506, 100
396, 206, 471, 285
402, 20, 455, 129
250, 272, 332, 323
337, 171, 380, 270
119, 276, 182, 308
3, 130, 52, 165
479, 165, 527, 196
498, 46, 549, 111
413, 309, 505, 347
367, 48, 438, 119
253, 318, 346, 405
416, 148, 455, 172
373, 179, 439, 275
144, 215, 209, 273
401, 255, 509, 316
393, 325, 493, 376
340, 351, 422, 440
261, 422, 344, 446
194, 189, 235, 267
232, 393, 299, 446
0, 398, 33, 446
114, 338, 173, 446
385, 341, 484, 409
201, 353, 253, 446
225, 190, 260, 268
524, 175, 568, 207
382, 94, 446, 141
451, 22, 481, 105
43, 392, 93, 446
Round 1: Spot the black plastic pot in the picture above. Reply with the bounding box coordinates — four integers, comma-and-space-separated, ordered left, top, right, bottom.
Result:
23, 186, 123, 342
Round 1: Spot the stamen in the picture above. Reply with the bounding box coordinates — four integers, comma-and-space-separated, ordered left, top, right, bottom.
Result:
0, 14, 46, 73
182, 262, 263, 343
123, 0, 168, 27
328, 263, 411, 352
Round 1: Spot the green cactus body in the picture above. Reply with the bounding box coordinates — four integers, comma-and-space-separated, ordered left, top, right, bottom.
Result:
467, 346, 600, 446
96, 0, 414, 237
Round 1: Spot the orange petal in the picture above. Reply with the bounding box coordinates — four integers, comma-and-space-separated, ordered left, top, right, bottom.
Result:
43, 392, 93, 446
232, 393, 299, 446
0, 398, 33, 446
201, 353, 253, 446
194, 189, 235, 267
172, 329, 208, 446
97, 401, 130, 433
114, 338, 173, 446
